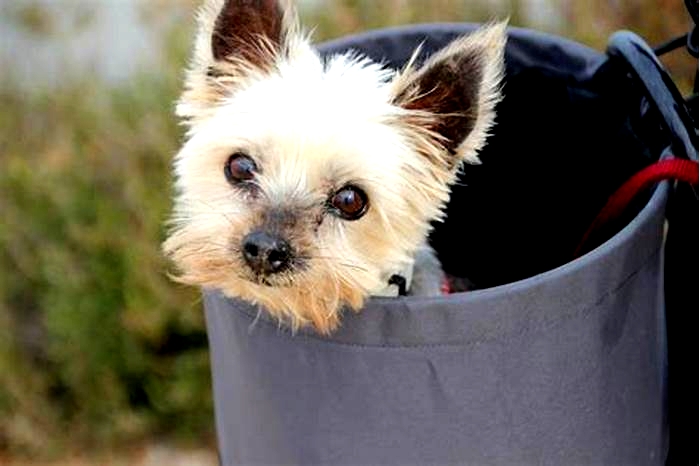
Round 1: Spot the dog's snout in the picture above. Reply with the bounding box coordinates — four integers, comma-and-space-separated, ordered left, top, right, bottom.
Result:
242, 231, 292, 275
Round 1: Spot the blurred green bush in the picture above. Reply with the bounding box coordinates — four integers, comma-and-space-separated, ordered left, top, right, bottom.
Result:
0, 20, 212, 455
0, 0, 694, 459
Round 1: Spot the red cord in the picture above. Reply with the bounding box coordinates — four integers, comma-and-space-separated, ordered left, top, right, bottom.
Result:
574, 158, 699, 257
441, 278, 451, 295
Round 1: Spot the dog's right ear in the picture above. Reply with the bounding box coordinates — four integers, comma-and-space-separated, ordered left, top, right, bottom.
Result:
178, 0, 296, 125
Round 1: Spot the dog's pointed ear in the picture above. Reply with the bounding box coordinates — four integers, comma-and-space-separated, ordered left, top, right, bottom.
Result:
391, 22, 507, 167
178, 0, 297, 125
210, 0, 288, 66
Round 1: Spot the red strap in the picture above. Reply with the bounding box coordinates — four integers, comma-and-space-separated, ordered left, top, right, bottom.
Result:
441, 278, 451, 295
574, 158, 699, 257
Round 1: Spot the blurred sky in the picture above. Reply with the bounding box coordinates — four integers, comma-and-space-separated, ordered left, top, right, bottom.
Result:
0, 0, 187, 88
0, 0, 563, 90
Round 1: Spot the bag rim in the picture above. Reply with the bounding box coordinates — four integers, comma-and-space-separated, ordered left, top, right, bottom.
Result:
205, 181, 668, 347
203, 24, 669, 346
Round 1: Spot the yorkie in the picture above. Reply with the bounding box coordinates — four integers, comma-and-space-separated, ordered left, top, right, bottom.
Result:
164, 0, 506, 333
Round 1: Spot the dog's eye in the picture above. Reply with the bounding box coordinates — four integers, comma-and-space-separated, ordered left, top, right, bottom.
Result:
225, 153, 257, 183
329, 185, 368, 220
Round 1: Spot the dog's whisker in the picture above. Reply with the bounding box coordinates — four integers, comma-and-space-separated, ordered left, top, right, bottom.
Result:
334, 262, 369, 273
187, 199, 239, 227
183, 210, 239, 216
173, 248, 227, 262
187, 240, 231, 250
298, 254, 369, 273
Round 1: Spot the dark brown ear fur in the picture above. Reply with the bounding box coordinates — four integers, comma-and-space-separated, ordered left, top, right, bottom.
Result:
177, 0, 299, 126
212, 0, 285, 66
396, 54, 483, 154
392, 22, 507, 165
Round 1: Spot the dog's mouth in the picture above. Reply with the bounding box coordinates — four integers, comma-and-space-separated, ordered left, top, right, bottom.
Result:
257, 276, 284, 287
241, 269, 299, 288
259, 277, 274, 287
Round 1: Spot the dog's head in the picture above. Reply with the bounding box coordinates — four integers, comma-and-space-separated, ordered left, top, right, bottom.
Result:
164, 0, 506, 333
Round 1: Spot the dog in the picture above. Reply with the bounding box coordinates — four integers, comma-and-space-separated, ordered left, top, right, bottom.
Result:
164, 0, 506, 334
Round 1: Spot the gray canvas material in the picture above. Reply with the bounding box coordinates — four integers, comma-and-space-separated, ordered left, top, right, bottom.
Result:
204, 184, 669, 465
202, 25, 670, 466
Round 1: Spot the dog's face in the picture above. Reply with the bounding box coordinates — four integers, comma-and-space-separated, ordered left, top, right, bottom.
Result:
164, 0, 506, 333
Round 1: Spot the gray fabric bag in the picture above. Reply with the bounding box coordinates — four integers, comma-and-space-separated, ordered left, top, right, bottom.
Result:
202, 24, 691, 465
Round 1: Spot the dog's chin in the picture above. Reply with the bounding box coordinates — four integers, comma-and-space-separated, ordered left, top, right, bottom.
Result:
220, 267, 371, 334
243, 273, 296, 288
256, 277, 290, 288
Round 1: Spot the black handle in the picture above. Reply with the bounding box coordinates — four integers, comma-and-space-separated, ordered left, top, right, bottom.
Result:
607, 24, 699, 466
607, 31, 698, 163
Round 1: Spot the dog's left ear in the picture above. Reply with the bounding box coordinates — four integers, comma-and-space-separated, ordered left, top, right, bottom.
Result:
391, 22, 507, 167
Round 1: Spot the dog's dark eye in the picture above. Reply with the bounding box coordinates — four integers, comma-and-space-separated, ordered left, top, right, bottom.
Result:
225, 153, 257, 183
329, 185, 368, 220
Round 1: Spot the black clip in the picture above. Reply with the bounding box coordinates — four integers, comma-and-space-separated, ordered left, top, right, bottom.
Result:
388, 275, 407, 296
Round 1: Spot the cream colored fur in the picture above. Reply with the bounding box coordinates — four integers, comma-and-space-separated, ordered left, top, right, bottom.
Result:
164, 0, 506, 334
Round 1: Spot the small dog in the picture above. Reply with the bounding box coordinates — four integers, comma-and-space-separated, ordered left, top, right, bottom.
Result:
164, 0, 506, 334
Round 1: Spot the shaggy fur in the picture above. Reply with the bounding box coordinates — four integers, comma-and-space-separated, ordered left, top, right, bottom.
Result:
164, 0, 506, 334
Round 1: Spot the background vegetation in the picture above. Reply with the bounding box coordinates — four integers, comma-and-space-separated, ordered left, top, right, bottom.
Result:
0, 0, 695, 463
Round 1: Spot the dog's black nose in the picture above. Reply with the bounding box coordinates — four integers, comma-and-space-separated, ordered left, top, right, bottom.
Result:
242, 231, 292, 275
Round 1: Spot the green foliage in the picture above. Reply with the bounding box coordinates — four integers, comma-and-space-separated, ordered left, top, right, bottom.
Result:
0, 50, 210, 456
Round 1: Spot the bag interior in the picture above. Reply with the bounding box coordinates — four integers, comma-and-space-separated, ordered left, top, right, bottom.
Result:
320, 25, 672, 289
